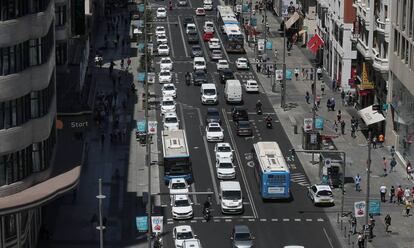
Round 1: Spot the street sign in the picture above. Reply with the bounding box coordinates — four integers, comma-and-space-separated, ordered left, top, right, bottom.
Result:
151, 216, 164, 234
235, 5, 242, 13
315, 117, 324, 130
324, 158, 331, 167
257, 39, 265, 52
136, 216, 148, 232
275, 70, 283, 80
354, 201, 366, 218
266, 41, 273, 50
369, 200, 381, 216
303, 118, 313, 132
148, 121, 157, 134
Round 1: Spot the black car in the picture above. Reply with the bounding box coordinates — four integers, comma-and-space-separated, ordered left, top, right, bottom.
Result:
232, 106, 249, 122
205, 108, 221, 124
193, 70, 207, 85
235, 120, 253, 136
191, 45, 203, 57
187, 33, 199, 44
219, 68, 235, 84
183, 16, 194, 27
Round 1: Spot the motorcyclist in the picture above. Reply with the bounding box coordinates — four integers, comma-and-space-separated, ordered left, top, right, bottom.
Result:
265, 115, 272, 123
256, 100, 262, 111
185, 72, 191, 85
203, 196, 211, 212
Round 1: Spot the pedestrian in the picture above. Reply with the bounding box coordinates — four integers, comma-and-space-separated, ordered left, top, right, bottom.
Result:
316, 66, 322, 80
127, 57, 131, 69
331, 98, 336, 111
411, 187, 414, 202
390, 145, 396, 158
333, 120, 339, 133
310, 68, 314, 80
332, 79, 336, 92
357, 233, 364, 248
378, 134, 384, 147
390, 157, 397, 172
305, 68, 309, 80
404, 200, 412, 216
320, 81, 325, 95
380, 185, 387, 202
351, 124, 356, 138
351, 215, 357, 234
341, 90, 346, 104
100, 133, 105, 147
406, 161, 413, 180
337, 110, 342, 122
390, 185, 395, 203
368, 214, 375, 239
316, 95, 321, 109
382, 157, 388, 176
294, 67, 299, 80
340, 120, 345, 135
355, 174, 361, 192
384, 214, 391, 233
301, 68, 305, 79
372, 135, 377, 149
397, 185, 404, 205
305, 91, 310, 104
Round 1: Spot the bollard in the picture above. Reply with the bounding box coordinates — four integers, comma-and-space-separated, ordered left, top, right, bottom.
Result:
352, 241, 355, 248
337, 213, 340, 223
340, 219, 343, 230
344, 226, 347, 238
348, 233, 351, 245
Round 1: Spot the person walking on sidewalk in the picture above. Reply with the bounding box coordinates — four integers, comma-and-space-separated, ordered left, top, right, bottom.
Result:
316, 67, 322, 80
357, 233, 365, 248
390, 157, 397, 172
305, 92, 310, 104
332, 79, 336, 92
389, 185, 395, 203
294, 67, 300, 80
385, 214, 391, 233
368, 214, 375, 239
390, 145, 396, 158
350, 215, 357, 234
355, 174, 361, 192
333, 120, 339, 133
406, 161, 413, 180
372, 135, 377, 149
382, 157, 388, 176
378, 134, 385, 147
404, 200, 412, 216
340, 120, 345, 135
397, 185, 404, 205
337, 110, 342, 122
320, 81, 325, 95
380, 185, 387, 202
341, 90, 346, 104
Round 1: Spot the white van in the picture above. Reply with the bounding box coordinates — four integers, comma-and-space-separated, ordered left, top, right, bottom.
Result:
193, 57, 206, 71
220, 181, 243, 214
203, 0, 213, 10
224, 79, 242, 103
200, 84, 218, 104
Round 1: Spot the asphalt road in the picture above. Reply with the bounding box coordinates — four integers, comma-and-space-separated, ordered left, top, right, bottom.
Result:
150, 1, 342, 247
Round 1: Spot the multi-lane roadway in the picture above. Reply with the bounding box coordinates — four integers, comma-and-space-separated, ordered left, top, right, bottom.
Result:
150, 1, 341, 247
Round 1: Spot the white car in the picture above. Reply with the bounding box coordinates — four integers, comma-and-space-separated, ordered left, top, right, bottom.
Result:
203, 21, 214, 33
160, 97, 176, 114
182, 239, 202, 248
206, 122, 224, 142
163, 112, 179, 131
216, 157, 236, 179
158, 70, 172, 83
236, 57, 249, 70
168, 178, 189, 199
193, 57, 206, 71
155, 26, 166, 36
160, 57, 173, 71
173, 225, 196, 248
158, 44, 170, 56
308, 184, 335, 205
208, 38, 220, 49
186, 23, 197, 34
216, 60, 229, 71
171, 195, 194, 220
156, 7, 167, 18
214, 143, 234, 161
244, 80, 259, 93
156, 34, 168, 44
162, 83, 176, 98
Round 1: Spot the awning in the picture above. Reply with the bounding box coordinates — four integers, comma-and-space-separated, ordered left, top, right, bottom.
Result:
358, 105, 385, 126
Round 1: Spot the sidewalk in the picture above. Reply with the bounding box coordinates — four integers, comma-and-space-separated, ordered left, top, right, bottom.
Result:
247, 7, 414, 248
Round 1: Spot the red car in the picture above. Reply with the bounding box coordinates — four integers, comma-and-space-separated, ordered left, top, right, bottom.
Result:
196, 8, 206, 16
202, 32, 214, 41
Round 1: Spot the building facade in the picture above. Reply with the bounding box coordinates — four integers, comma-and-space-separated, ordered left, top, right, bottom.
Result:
317, 0, 357, 91
388, 0, 414, 164
0, 0, 57, 247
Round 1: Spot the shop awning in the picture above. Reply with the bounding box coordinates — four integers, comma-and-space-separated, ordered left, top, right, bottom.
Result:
358, 105, 385, 126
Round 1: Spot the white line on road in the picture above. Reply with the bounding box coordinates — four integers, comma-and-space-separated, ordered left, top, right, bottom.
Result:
222, 108, 259, 218
317, 218, 324, 222
323, 228, 335, 248
212, 22, 231, 62
197, 108, 220, 204
177, 16, 189, 57
306, 219, 312, 222
271, 218, 278, 221
283, 218, 290, 221
167, 16, 175, 58
294, 218, 301, 222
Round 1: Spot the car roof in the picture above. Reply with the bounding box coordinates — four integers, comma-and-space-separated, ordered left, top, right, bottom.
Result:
238, 120, 250, 125
192, 45, 201, 49
163, 83, 175, 87
194, 57, 205, 61
175, 225, 192, 232
234, 225, 250, 233
158, 7, 166, 10
314, 184, 332, 191
216, 142, 230, 147
187, 23, 196, 27
207, 107, 219, 113
163, 96, 174, 101
218, 60, 227, 63
210, 38, 219, 41
218, 157, 232, 162
174, 194, 189, 200
161, 57, 171, 61
164, 112, 177, 117
246, 80, 257, 83
238, 57, 247, 61
201, 83, 216, 89
220, 181, 241, 190
208, 122, 220, 127
171, 178, 186, 183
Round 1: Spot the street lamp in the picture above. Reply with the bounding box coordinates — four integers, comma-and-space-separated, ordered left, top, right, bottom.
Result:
96, 178, 106, 248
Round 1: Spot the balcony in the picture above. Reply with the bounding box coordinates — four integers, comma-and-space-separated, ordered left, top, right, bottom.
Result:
372, 49, 389, 72
356, 38, 370, 59
376, 18, 390, 41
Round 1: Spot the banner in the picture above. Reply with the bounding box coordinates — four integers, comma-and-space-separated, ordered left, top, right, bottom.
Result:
307, 34, 324, 54
136, 216, 148, 232
354, 201, 366, 218
148, 121, 157, 134
151, 216, 164, 234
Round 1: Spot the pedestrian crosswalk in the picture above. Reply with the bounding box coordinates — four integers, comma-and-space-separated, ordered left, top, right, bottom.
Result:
165, 216, 326, 225
290, 172, 311, 187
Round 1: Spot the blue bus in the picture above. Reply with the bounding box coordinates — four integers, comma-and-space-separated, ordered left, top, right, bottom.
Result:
162, 130, 192, 183
217, 6, 245, 53
253, 142, 291, 199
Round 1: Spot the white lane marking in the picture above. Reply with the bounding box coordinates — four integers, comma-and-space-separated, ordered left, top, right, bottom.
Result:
260, 219, 267, 222
248, 219, 255, 222
306, 219, 312, 222
194, 20, 210, 62
167, 221, 174, 224
167, 16, 175, 58
225, 219, 232, 222
178, 103, 198, 204
294, 218, 301, 222
283, 218, 290, 221
213, 219, 220, 222
271, 218, 278, 222
177, 16, 189, 57
222, 108, 258, 218
323, 227, 335, 248
317, 218, 324, 222
212, 22, 230, 62
197, 108, 220, 204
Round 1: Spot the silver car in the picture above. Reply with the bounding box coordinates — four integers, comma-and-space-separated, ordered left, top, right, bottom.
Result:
210, 49, 223, 60
231, 225, 254, 248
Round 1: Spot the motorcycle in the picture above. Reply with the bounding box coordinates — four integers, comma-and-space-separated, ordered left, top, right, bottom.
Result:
153, 235, 162, 248
256, 105, 262, 115
203, 207, 211, 222
266, 119, 272, 129
185, 75, 191, 85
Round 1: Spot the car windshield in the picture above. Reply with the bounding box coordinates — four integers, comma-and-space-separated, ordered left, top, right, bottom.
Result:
248, 82, 257, 86
219, 162, 233, 168
223, 190, 241, 199
209, 127, 221, 132
158, 35, 166, 39
160, 71, 170, 76
239, 59, 247, 63
208, 110, 219, 116
177, 231, 193, 240
218, 146, 231, 152
187, 26, 196, 32
235, 233, 251, 241
213, 50, 222, 55
238, 121, 250, 128
219, 61, 227, 65
165, 117, 177, 123
195, 71, 205, 76
174, 199, 190, 207
172, 182, 186, 189
195, 61, 205, 66
164, 86, 174, 90
161, 59, 171, 64
163, 101, 174, 106
158, 9, 165, 13
192, 47, 201, 52
203, 89, 216, 95
159, 45, 168, 49
318, 190, 333, 196
223, 71, 234, 77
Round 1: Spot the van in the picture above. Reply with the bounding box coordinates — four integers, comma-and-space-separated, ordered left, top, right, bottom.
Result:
224, 80, 242, 103
203, 0, 213, 10
203, 21, 214, 33
200, 84, 218, 104
219, 181, 243, 214
193, 57, 206, 71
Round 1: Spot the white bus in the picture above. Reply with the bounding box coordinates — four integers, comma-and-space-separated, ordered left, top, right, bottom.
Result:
162, 130, 192, 182
217, 6, 245, 53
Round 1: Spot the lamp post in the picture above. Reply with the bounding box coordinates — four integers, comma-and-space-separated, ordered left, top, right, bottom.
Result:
96, 178, 106, 248
364, 130, 372, 246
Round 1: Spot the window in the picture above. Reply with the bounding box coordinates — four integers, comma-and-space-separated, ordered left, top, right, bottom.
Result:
55, 5, 66, 27
0, 0, 31, 21
56, 42, 67, 65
